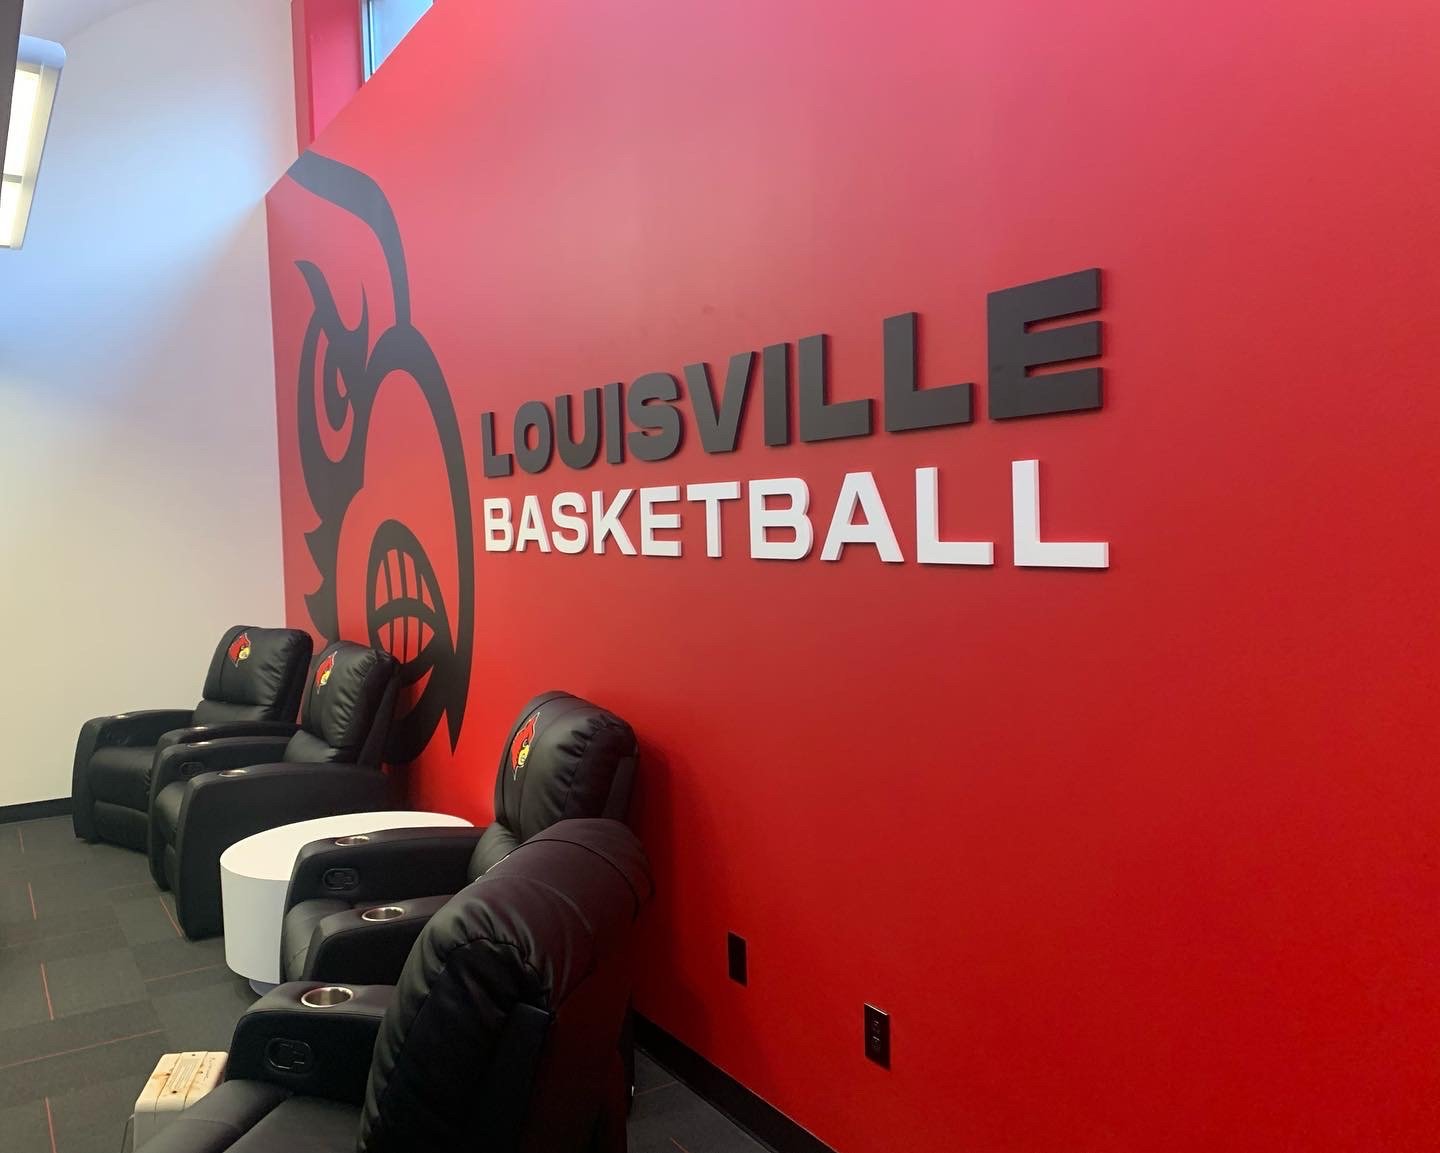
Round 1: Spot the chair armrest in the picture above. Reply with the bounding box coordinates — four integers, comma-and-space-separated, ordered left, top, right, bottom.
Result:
171, 764, 396, 938
73, 709, 193, 841
157, 721, 299, 753
304, 894, 452, 984
226, 982, 395, 1105
150, 736, 296, 804
132, 1080, 289, 1153
86, 709, 195, 748
285, 826, 484, 911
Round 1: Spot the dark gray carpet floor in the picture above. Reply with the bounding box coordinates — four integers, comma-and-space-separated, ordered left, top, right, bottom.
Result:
0, 816, 769, 1153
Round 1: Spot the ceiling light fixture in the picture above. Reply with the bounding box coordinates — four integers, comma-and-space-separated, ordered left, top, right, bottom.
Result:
3, 36, 65, 250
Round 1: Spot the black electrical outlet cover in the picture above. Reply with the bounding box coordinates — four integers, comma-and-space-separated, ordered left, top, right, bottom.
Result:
727, 933, 748, 985
864, 1004, 890, 1068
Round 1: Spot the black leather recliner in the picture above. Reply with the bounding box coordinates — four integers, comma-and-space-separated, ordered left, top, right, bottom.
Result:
148, 641, 402, 939
71, 626, 314, 852
280, 691, 637, 985
134, 819, 652, 1153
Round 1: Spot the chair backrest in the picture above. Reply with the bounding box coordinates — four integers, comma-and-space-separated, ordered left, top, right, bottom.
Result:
282, 641, 401, 766
191, 626, 313, 726
466, 692, 638, 881
358, 819, 652, 1153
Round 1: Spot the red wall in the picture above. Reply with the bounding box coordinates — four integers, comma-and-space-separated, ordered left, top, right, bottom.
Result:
266, 2, 1440, 1150
289, 0, 362, 150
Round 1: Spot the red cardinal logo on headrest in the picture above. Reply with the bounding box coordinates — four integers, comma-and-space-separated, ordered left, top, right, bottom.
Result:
510, 711, 539, 779
315, 651, 336, 690
228, 632, 252, 665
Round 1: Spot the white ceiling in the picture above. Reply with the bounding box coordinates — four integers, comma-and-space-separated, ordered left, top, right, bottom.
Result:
19, 0, 150, 43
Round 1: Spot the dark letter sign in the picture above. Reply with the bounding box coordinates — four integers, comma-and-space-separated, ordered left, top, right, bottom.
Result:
798, 333, 872, 442
481, 411, 514, 478
883, 312, 972, 432
987, 268, 1102, 419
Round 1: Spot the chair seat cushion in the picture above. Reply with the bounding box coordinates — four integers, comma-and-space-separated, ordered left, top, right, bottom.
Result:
153, 782, 187, 843
230, 1094, 359, 1153
283, 898, 354, 982
87, 744, 157, 812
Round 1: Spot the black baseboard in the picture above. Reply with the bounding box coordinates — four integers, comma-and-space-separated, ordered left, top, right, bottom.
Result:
634, 1015, 837, 1153
0, 797, 72, 825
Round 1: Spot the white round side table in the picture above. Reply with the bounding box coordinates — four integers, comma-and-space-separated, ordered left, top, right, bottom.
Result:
220, 810, 471, 993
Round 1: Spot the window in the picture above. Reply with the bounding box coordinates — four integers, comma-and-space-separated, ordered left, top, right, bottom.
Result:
363, 0, 433, 78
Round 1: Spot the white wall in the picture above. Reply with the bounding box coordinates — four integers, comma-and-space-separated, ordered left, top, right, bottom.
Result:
0, 0, 296, 806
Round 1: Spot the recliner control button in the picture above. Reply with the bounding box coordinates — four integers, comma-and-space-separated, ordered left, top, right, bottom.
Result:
323, 868, 359, 891
265, 1038, 314, 1073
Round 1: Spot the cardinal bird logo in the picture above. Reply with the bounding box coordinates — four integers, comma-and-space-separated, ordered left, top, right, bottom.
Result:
287, 152, 474, 764
510, 711, 539, 779
315, 651, 336, 690
228, 632, 252, 666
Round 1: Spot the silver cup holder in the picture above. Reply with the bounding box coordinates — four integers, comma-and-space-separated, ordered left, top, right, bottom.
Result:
218, 769, 248, 777
361, 905, 406, 922
334, 834, 370, 846
300, 986, 355, 1008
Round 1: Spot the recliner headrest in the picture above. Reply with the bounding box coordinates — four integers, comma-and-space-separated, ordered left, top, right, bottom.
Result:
492, 691, 638, 842
200, 626, 313, 716
293, 641, 400, 761
359, 819, 652, 1152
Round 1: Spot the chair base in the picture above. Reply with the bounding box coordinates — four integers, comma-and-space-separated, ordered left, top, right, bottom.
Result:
90, 801, 149, 853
